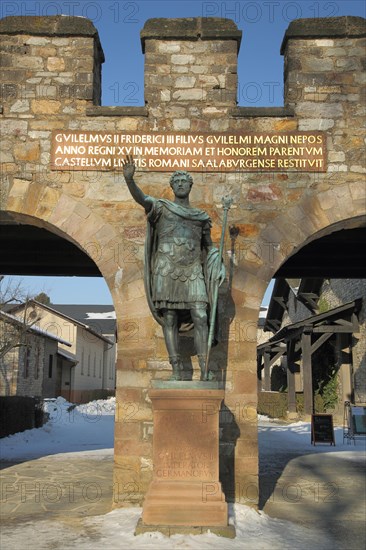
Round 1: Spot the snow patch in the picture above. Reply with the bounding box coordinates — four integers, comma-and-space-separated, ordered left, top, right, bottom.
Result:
85, 312, 116, 319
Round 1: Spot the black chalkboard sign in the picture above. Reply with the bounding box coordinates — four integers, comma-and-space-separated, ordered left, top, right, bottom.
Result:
311, 414, 335, 445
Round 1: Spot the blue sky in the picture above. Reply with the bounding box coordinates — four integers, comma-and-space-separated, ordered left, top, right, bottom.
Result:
1, 1, 365, 304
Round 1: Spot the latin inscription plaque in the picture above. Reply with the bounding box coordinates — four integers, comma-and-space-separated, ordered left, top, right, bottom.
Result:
143, 387, 228, 527
51, 131, 326, 172
154, 411, 217, 481
148, 389, 223, 483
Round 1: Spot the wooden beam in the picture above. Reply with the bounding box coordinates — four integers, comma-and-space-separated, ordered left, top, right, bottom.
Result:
264, 349, 271, 391
268, 319, 281, 331
295, 340, 302, 353
301, 329, 313, 415
287, 340, 296, 413
257, 355, 263, 388
300, 292, 320, 299
273, 296, 287, 310
310, 332, 333, 354
268, 348, 287, 368
352, 312, 359, 331
313, 326, 354, 333
271, 344, 286, 353
284, 327, 303, 343
334, 318, 353, 327
299, 292, 320, 310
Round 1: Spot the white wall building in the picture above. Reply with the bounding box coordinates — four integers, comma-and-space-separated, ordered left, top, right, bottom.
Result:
11, 302, 116, 403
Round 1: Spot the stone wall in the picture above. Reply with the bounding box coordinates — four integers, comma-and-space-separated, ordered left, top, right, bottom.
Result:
321, 279, 366, 309
142, 18, 240, 123
321, 279, 366, 403
0, 320, 55, 398
0, 321, 21, 396
16, 333, 45, 397
0, 15, 365, 507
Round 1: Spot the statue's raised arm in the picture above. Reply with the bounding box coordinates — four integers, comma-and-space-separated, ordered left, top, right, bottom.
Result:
122, 155, 153, 212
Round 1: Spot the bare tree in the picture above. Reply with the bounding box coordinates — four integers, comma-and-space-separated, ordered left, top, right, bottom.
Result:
0, 275, 31, 308
0, 276, 43, 395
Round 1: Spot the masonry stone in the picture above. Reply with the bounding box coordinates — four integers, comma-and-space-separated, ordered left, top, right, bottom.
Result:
174, 75, 196, 88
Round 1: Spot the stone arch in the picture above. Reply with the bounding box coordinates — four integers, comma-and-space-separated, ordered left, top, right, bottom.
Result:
253, 181, 366, 303
254, 205, 365, 369
0, 204, 123, 404
273, 213, 366, 283
2, 188, 124, 315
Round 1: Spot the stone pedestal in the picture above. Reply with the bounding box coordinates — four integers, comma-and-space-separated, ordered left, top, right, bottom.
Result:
141, 383, 229, 528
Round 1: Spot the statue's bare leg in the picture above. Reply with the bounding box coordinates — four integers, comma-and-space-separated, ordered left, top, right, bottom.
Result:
190, 307, 210, 381
162, 309, 183, 380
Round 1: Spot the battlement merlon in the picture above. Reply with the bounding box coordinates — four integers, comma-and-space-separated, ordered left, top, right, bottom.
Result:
281, 16, 366, 53
140, 18, 242, 108
0, 14, 104, 62
0, 15, 104, 106
281, 16, 366, 112
140, 17, 242, 54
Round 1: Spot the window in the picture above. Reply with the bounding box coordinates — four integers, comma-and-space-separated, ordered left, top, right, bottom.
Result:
87, 353, 90, 376
81, 349, 84, 375
93, 352, 96, 377
48, 355, 53, 378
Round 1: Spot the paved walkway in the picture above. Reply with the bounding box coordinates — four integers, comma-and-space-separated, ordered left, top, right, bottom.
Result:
1, 447, 365, 548
0, 453, 113, 525
260, 451, 366, 549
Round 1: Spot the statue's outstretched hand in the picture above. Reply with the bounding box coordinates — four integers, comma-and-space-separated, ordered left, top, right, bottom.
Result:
122, 155, 135, 180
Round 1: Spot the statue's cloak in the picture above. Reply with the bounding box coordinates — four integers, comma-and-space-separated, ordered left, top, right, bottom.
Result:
144, 198, 222, 331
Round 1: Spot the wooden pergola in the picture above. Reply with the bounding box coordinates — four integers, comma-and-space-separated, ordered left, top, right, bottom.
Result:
258, 300, 362, 415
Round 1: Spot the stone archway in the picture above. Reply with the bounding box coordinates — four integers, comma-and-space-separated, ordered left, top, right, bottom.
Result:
257, 214, 365, 421
1, 197, 124, 313
0, 207, 122, 400
1, 14, 365, 510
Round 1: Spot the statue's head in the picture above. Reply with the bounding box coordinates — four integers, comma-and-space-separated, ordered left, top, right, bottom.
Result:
170, 171, 193, 187
169, 171, 193, 197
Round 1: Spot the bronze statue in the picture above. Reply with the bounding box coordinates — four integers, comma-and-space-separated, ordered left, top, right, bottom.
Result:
122, 156, 225, 381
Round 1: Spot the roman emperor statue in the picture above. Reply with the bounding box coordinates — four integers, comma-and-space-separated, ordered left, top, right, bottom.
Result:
123, 156, 224, 381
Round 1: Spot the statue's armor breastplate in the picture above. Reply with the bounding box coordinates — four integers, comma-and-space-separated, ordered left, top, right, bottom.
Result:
156, 207, 203, 269
147, 199, 210, 306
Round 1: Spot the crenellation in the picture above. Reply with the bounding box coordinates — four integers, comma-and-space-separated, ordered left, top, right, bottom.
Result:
0, 19, 103, 115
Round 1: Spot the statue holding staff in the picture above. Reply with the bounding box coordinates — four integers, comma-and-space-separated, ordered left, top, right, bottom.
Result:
122, 156, 225, 381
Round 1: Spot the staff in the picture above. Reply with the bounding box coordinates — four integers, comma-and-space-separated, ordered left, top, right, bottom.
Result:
204, 195, 233, 380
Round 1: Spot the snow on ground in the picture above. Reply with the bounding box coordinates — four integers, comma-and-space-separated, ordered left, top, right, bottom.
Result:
258, 414, 366, 456
1, 399, 365, 549
1, 504, 337, 550
0, 397, 115, 461
1, 398, 364, 462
